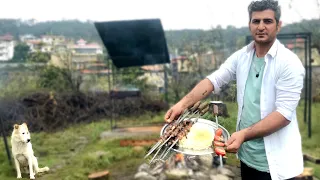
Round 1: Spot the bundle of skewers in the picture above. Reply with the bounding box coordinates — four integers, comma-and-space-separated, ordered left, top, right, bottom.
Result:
144, 101, 210, 164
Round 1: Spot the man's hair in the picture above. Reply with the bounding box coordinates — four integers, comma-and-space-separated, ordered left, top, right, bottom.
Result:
248, 0, 281, 24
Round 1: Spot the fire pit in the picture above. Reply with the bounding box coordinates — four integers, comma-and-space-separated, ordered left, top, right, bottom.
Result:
135, 152, 241, 180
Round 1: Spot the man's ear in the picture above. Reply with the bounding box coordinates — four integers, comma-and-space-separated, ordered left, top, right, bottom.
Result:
277, 20, 282, 32
14, 124, 19, 129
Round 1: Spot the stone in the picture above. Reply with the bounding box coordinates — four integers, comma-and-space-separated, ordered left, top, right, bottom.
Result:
158, 173, 167, 180
210, 174, 231, 180
185, 157, 201, 171
193, 171, 210, 180
209, 168, 218, 176
134, 172, 157, 180
165, 168, 189, 180
150, 162, 164, 176
224, 165, 241, 177
138, 163, 150, 172
218, 167, 235, 178
198, 154, 213, 168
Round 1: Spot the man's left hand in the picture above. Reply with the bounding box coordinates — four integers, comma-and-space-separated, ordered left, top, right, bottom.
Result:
225, 130, 246, 153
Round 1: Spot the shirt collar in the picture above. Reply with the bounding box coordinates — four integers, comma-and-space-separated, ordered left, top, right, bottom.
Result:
246, 39, 279, 58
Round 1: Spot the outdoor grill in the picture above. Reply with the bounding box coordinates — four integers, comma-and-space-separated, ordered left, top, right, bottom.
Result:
144, 101, 230, 168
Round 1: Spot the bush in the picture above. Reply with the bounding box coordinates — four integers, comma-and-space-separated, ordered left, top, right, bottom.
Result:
0, 91, 169, 134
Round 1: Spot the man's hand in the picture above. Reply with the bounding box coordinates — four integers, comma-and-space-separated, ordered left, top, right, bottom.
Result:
225, 130, 246, 153
164, 102, 186, 123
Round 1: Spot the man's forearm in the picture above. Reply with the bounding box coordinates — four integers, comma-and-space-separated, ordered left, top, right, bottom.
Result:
179, 78, 214, 108
242, 111, 290, 141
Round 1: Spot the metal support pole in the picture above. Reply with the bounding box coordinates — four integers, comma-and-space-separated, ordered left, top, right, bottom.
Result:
164, 64, 169, 104
308, 35, 312, 138
0, 117, 12, 165
110, 63, 114, 131
304, 39, 308, 124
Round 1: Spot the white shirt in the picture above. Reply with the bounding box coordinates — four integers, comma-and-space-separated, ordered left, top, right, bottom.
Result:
207, 39, 305, 180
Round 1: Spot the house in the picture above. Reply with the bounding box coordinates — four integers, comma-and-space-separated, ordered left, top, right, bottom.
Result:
171, 55, 192, 73
41, 35, 65, 45
71, 39, 103, 55
69, 39, 103, 70
0, 34, 15, 61
40, 35, 67, 53
20, 34, 37, 42
25, 40, 43, 52
140, 65, 165, 93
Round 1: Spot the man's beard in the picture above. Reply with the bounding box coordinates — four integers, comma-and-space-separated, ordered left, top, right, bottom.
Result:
254, 36, 274, 46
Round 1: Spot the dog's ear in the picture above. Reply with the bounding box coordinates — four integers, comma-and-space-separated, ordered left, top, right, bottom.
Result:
14, 124, 19, 129
22, 122, 27, 127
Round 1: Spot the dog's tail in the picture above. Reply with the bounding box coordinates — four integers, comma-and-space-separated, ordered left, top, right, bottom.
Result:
37, 166, 50, 173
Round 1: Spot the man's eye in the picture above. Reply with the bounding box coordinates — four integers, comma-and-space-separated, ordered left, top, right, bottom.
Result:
252, 20, 260, 24
264, 19, 273, 24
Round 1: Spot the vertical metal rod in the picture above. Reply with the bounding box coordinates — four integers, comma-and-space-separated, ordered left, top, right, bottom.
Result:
214, 104, 223, 168
164, 64, 168, 104
304, 38, 308, 124
0, 117, 11, 165
308, 34, 312, 138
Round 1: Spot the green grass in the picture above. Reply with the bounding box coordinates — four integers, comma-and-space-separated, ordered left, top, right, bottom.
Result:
297, 102, 320, 178
0, 113, 164, 180
0, 102, 319, 179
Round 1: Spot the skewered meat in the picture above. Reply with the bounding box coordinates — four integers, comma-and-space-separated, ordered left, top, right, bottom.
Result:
214, 147, 226, 156
213, 141, 225, 147
214, 135, 225, 142
215, 128, 223, 136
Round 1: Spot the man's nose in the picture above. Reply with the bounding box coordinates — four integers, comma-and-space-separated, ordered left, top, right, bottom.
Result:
27, 139, 31, 143
258, 22, 265, 30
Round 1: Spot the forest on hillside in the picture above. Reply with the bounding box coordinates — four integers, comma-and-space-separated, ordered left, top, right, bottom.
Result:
1, 18, 320, 54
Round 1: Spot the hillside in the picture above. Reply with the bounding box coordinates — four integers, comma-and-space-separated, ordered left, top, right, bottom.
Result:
1, 18, 320, 53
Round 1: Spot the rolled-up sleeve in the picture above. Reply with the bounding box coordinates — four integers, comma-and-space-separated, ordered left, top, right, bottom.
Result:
275, 59, 305, 121
206, 52, 238, 94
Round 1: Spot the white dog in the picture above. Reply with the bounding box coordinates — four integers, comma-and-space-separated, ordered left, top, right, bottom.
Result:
11, 123, 49, 179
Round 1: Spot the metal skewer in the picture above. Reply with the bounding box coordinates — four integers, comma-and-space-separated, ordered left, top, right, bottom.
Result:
159, 138, 179, 160
213, 104, 223, 168
149, 135, 172, 163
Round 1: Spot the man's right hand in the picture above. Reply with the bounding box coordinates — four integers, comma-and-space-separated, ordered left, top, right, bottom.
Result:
164, 102, 186, 123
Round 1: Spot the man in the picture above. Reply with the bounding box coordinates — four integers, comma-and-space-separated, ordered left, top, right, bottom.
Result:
164, 0, 305, 179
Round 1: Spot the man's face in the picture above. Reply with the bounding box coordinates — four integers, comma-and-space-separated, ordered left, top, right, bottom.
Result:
249, 9, 281, 45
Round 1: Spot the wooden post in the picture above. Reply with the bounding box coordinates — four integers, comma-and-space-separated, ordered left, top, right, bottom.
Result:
88, 170, 109, 180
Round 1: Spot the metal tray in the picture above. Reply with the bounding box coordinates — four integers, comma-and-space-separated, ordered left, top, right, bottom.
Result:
160, 118, 230, 156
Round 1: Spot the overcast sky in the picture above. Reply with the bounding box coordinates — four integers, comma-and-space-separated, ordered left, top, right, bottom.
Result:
1, 0, 319, 30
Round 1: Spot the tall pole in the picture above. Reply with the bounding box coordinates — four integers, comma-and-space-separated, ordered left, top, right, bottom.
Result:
304, 38, 308, 124
308, 34, 312, 138
164, 64, 169, 104
0, 117, 12, 165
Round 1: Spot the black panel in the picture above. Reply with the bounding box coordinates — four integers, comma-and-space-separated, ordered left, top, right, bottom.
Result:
94, 19, 170, 68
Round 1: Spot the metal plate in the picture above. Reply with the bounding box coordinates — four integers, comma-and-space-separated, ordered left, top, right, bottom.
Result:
160, 118, 230, 156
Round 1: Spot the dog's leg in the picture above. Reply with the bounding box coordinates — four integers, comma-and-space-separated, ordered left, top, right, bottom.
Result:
32, 156, 39, 174
27, 155, 35, 179
14, 158, 22, 179
33, 156, 49, 173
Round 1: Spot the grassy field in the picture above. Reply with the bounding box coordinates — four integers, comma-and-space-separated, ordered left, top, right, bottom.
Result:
0, 102, 319, 179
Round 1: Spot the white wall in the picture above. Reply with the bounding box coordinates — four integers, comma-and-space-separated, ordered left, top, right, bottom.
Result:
0, 41, 14, 61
